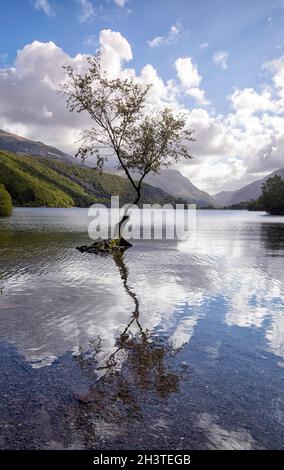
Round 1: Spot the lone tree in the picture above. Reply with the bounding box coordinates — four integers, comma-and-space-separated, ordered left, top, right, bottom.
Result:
61, 54, 194, 241
258, 175, 284, 215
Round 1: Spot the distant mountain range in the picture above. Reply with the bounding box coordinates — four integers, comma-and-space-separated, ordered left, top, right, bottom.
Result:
0, 150, 184, 208
1, 128, 283, 209
0, 129, 214, 207
214, 168, 284, 207
145, 169, 215, 207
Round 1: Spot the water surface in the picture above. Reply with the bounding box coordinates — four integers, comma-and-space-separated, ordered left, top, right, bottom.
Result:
0, 208, 283, 449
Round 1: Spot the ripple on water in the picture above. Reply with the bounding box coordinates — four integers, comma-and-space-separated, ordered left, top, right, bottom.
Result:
0, 208, 284, 449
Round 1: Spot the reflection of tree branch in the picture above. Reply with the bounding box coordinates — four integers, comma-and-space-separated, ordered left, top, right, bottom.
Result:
113, 251, 139, 315
0, 272, 4, 294
261, 223, 284, 252
73, 251, 180, 437
112, 251, 146, 337
94, 252, 147, 383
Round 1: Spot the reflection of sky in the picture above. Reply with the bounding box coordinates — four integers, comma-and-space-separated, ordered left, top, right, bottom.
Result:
197, 413, 256, 450
0, 209, 283, 368
177, 213, 284, 360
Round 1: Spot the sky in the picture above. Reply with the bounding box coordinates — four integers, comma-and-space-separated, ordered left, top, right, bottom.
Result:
0, 0, 284, 194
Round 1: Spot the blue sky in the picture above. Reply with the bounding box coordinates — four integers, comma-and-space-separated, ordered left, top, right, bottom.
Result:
1, 0, 283, 112
0, 0, 284, 192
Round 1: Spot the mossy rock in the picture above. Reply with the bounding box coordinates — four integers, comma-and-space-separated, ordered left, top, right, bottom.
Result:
76, 237, 132, 254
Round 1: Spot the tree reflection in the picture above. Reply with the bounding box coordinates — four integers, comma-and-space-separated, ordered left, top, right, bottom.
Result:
72, 251, 182, 445
261, 223, 284, 252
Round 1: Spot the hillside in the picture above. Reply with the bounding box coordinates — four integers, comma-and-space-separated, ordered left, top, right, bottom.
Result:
0, 129, 214, 207
214, 168, 284, 207
145, 169, 215, 207
0, 129, 75, 164
0, 151, 185, 208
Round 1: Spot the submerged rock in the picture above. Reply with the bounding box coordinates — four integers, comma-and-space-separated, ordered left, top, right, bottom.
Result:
76, 237, 133, 254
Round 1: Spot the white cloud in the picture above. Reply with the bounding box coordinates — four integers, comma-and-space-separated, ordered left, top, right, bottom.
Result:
200, 42, 209, 49
0, 41, 89, 153
188, 108, 233, 156
0, 32, 134, 153
114, 0, 128, 7
175, 57, 201, 89
77, 0, 95, 23
33, 0, 53, 16
175, 57, 209, 105
263, 55, 284, 99
139, 64, 179, 111
147, 36, 164, 48
229, 87, 275, 114
213, 50, 229, 70
180, 54, 284, 192
148, 23, 181, 48
99, 29, 133, 77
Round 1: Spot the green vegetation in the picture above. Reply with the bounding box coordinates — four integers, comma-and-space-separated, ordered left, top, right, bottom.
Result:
0, 151, 184, 208
257, 175, 284, 215
246, 199, 265, 211
223, 201, 251, 210
243, 175, 284, 214
0, 183, 13, 217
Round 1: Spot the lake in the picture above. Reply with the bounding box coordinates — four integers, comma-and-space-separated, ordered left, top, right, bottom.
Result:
0, 208, 283, 450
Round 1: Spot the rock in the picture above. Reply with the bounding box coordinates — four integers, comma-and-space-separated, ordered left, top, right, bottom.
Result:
76, 238, 132, 254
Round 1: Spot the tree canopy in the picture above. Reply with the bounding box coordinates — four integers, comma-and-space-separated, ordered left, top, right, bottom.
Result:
61, 54, 194, 207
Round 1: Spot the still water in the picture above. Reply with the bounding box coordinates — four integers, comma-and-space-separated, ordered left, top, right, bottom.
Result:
0, 208, 283, 449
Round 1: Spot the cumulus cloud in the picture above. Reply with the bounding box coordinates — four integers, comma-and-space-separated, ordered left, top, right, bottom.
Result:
175, 57, 201, 89
179, 54, 284, 191
33, 0, 53, 16
263, 55, 284, 99
148, 23, 181, 48
99, 29, 133, 77
229, 87, 275, 114
77, 0, 95, 23
175, 57, 209, 105
200, 42, 209, 49
0, 31, 133, 153
0, 41, 90, 153
138, 64, 179, 112
220, 57, 284, 181
212, 50, 229, 70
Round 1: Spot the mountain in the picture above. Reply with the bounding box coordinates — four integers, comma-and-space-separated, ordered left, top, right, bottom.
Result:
0, 151, 184, 208
0, 129, 214, 207
0, 129, 75, 164
213, 168, 284, 207
145, 169, 215, 207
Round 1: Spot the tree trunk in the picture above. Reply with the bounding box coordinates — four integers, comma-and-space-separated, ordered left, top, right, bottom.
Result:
117, 187, 141, 239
